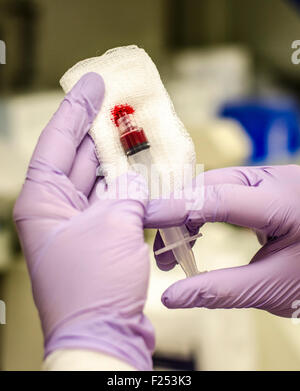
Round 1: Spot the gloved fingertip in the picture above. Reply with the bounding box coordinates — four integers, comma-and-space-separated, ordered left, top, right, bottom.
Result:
161, 293, 172, 308
157, 261, 176, 272
161, 285, 180, 308
153, 232, 177, 271
70, 72, 105, 118
84, 134, 98, 164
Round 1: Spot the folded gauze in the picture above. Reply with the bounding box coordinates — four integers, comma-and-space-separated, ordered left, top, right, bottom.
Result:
60, 45, 196, 191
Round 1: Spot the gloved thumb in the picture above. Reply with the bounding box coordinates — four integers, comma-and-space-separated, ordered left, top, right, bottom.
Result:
161, 261, 268, 310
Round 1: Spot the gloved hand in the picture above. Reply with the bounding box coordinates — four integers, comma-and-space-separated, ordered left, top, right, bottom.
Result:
149, 165, 300, 318
13, 72, 154, 371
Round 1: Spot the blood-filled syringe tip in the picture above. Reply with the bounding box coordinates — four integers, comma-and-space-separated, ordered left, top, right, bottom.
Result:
111, 104, 135, 127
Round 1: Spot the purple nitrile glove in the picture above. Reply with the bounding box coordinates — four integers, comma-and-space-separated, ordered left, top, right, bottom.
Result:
147, 165, 300, 318
13, 72, 155, 371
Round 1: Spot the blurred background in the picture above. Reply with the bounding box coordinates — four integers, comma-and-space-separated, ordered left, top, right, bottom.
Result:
1, 0, 300, 370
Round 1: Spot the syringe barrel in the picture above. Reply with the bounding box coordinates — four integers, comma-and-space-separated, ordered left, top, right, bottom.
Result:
117, 113, 149, 156
128, 148, 198, 277
159, 226, 198, 277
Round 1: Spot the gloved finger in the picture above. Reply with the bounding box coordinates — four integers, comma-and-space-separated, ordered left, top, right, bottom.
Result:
188, 184, 274, 230
88, 176, 106, 205
145, 197, 187, 228
204, 166, 251, 186
153, 223, 199, 271
145, 165, 270, 229
203, 166, 280, 246
69, 134, 99, 197
161, 258, 269, 310
88, 171, 149, 207
13, 74, 104, 227
148, 184, 272, 270
148, 167, 244, 270
30, 72, 104, 176
199, 165, 275, 232
153, 231, 177, 271
147, 167, 273, 270
13, 164, 89, 231
203, 165, 276, 186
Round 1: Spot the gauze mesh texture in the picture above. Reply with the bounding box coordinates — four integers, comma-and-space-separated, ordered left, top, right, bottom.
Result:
60, 45, 196, 190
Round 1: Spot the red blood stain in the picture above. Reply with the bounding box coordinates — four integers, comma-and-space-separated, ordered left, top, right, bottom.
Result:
111, 104, 135, 127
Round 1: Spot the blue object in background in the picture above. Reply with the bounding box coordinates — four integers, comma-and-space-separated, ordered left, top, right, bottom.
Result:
219, 99, 300, 163
287, 0, 300, 12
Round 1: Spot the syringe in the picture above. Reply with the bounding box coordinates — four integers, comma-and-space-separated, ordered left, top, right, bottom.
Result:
113, 104, 199, 277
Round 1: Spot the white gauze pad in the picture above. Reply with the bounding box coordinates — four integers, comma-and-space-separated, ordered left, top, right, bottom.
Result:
60, 45, 196, 191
